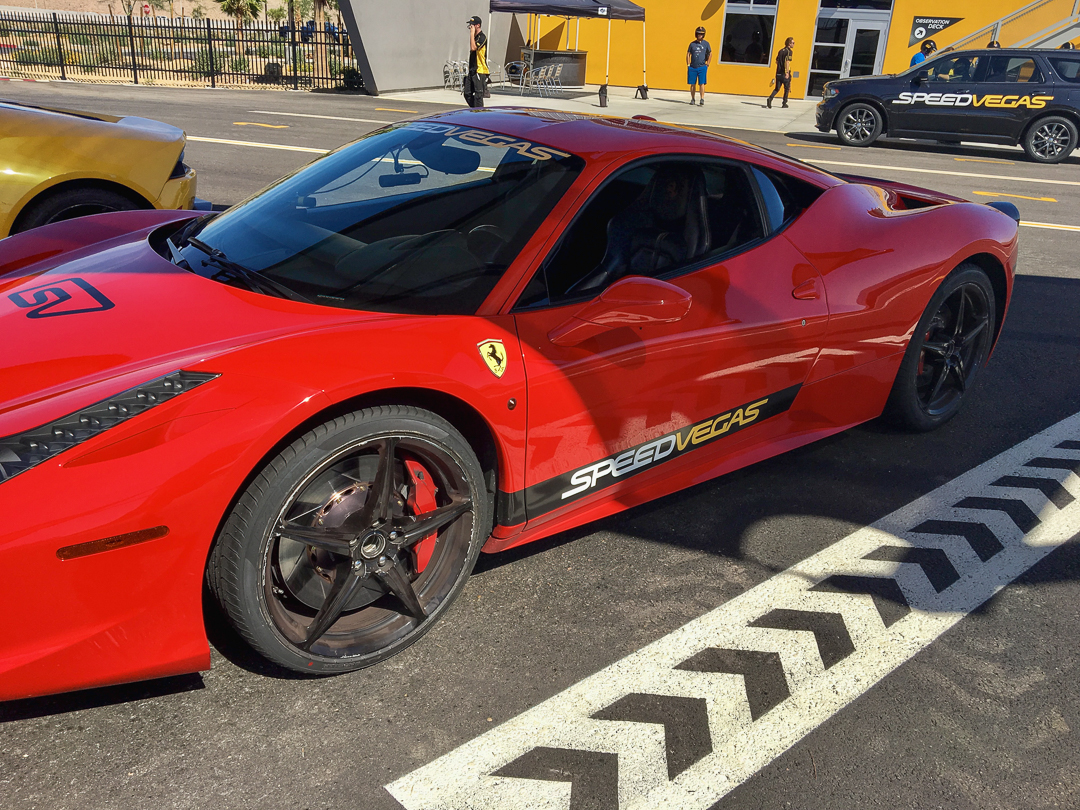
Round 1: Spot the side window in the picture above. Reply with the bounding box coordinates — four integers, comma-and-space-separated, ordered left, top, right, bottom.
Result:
515, 159, 766, 308
1049, 57, 1080, 84
925, 54, 979, 83
750, 167, 823, 232
982, 56, 1042, 84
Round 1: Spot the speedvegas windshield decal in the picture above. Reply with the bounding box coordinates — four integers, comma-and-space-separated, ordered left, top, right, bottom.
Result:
400, 121, 572, 161
893, 92, 1054, 109
521, 385, 802, 518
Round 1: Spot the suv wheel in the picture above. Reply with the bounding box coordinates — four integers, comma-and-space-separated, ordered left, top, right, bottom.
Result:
836, 103, 883, 147
1023, 116, 1078, 164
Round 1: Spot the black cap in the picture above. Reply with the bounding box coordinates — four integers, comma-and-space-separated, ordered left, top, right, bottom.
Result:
695, 26, 706, 34
923, 39, 936, 51
467, 15, 482, 26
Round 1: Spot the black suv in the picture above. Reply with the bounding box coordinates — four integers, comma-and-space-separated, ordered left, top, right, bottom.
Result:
816, 48, 1080, 163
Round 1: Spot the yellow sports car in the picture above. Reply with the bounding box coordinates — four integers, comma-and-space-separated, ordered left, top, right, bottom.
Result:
0, 98, 196, 238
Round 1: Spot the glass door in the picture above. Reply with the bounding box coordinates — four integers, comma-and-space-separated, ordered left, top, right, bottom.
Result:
807, 17, 889, 98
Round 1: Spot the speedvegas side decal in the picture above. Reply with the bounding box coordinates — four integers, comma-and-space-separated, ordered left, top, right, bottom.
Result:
521, 385, 802, 519
893, 92, 1054, 109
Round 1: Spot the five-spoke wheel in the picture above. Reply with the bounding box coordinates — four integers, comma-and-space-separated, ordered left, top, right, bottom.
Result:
836, 103, 883, 147
885, 264, 996, 432
209, 406, 489, 673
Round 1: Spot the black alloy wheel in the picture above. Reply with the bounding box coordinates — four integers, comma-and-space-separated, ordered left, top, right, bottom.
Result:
836, 103, 883, 147
209, 406, 490, 673
1023, 116, 1078, 164
884, 264, 996, 432
13, 187, 141, 234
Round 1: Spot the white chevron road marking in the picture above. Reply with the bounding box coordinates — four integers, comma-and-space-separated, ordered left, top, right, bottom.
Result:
387, 413, 1080, 810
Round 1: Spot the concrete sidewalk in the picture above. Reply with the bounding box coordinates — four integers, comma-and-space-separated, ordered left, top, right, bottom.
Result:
379, 82, 823, 136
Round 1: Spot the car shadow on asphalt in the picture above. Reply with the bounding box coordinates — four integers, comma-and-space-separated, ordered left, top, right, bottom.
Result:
784, 130, 1080, 166
0, 673, 206, 723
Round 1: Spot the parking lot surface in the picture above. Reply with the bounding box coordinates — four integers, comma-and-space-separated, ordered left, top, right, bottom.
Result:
1, 82, 1078, 810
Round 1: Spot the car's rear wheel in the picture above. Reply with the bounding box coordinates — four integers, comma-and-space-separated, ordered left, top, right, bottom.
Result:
208, 406, 490, 674
13, 186, 142, 234
1022, 116, 1078, 164
884, 264, 996, 432
836, 103, 883, 147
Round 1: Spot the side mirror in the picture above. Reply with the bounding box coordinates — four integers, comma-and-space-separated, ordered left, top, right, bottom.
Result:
548, 276, 693, 347
914, 69, 929, 84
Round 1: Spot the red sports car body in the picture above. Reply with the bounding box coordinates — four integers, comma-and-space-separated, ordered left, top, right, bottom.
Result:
0, 109, 1017, 700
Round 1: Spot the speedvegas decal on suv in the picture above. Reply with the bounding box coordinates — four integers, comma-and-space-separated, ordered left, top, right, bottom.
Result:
815, 48, 1080, 164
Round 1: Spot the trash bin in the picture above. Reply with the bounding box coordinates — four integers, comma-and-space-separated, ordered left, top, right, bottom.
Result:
599, 84, 608, 108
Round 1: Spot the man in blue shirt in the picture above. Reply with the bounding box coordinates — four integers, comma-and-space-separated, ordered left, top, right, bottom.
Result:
687, 26, 711, 106
910, 39, 936, 67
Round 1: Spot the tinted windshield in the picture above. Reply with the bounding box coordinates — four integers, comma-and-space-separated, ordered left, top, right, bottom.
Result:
172, 121, 583, 314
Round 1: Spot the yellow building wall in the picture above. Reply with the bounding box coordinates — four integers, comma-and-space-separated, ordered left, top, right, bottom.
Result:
525, 0, 1037, 100
882, 0, 1042, 75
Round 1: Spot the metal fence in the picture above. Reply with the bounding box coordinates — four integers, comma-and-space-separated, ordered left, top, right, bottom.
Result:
0, 10, 362, 90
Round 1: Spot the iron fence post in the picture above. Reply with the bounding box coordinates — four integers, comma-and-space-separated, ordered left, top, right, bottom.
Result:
206, 18, 215, 88
127, 15, 138, 84
289, 0, 298, 90
51, 12, 66, 80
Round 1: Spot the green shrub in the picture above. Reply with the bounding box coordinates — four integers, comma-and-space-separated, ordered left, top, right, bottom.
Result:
191, 48, 216, 77
342, 65, 362, 89
229, 55, 248, 72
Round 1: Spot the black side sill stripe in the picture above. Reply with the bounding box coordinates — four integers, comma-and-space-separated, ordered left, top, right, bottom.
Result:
496, 384, 802, 526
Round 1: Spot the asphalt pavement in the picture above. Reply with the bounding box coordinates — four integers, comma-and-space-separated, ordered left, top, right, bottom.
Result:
1, 80, 1079, 810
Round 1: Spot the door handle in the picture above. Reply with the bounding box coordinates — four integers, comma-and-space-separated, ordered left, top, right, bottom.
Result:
792, 278, 821, 300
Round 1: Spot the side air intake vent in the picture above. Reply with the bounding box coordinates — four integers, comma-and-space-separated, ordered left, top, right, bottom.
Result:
0, 370, 218, 484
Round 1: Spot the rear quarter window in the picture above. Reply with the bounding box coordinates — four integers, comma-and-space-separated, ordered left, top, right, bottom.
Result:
1048, 57, 1080, 84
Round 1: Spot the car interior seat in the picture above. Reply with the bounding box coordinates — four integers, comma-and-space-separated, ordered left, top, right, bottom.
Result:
571, 165, 710, 295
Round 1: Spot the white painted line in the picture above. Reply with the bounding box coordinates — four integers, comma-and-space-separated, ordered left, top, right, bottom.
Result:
1020, 220, 1080, 232
387, 413, 1080, 810
187, 136, 328, 154
249, 109, 400, 125
805, 158, 1080, 187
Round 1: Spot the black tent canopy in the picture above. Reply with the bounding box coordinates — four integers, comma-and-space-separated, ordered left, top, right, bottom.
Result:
488, 0, 644, 21
489, 0, 647, 86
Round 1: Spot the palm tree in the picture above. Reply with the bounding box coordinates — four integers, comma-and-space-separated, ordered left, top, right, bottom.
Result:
216, 0, 262, 54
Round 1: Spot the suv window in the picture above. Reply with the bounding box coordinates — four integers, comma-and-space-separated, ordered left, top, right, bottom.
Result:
1048, 56, 1080, 84
981, 55, 1043, 83
515, 158, 766, 308
925, 54, 979, 83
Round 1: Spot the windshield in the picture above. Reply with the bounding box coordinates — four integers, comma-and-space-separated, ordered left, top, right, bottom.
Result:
171, 121, 584, 314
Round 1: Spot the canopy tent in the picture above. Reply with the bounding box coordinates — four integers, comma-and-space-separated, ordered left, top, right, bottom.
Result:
488, 0, 647, 89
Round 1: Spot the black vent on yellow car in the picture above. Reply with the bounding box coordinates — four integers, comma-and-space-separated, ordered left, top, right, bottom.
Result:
0, 370, 218, 484
170, 149, 189, 179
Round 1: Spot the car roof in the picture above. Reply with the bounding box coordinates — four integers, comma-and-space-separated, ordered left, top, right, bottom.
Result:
415, 107, 839, 184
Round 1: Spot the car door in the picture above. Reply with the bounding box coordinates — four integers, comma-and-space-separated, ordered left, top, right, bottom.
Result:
967, 54, 1049, 140
891, 53, 981, 137
510, 157, 829, 530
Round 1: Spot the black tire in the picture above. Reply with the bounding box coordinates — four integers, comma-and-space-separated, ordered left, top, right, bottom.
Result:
13, 186, 142, 234
836, 103, 883, 147
208, 406, 490, 674
884, 264, 996, 432
1022, 115, 1078, 164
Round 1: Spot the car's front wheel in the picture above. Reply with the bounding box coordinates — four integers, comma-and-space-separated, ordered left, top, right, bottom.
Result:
1023, 115, 1078, 164
13, 186, 142, 234
884, 264, 996, 432
208, 406, 490, 674
836, 103, 883, 147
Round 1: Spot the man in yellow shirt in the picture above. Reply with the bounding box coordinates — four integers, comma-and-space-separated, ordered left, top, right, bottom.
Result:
465, 15, 490, 108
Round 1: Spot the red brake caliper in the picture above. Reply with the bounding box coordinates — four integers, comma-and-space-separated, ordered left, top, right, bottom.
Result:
404, 457, 439, 574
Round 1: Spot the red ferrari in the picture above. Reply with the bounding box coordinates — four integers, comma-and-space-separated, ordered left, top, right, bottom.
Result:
0, 109, 1018, 701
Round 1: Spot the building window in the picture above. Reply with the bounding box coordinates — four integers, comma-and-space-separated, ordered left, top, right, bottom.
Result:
720, 0, 777, 66
819, 0, 892, 8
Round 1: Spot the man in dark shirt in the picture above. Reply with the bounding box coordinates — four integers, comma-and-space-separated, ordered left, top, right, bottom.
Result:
687, 26, 711, 106
767, 37, 794, 109
464, 15, 489, 108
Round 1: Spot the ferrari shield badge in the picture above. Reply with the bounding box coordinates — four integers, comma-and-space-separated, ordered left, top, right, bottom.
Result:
478, 339, 507, 379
